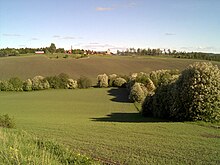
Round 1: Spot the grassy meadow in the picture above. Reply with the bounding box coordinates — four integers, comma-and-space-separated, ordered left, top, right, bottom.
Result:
0, 88, 220, 164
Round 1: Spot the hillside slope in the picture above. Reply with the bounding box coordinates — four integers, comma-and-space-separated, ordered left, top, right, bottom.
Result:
0, 55, 219, 81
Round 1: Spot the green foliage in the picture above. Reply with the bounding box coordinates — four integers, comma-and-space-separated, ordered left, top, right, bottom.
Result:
149, 69, 179, 87
36, 140, 95, 164
49, 43, 56, 54
22, 79, 32, 91
9, 77, 23, 91
129, 83, 147, 103
113, 77, 127, 87
78, 76, 92, 89
0, 114, 15, 128
58, 73, 70, 88
46, 73, 70, 89
135, 72, 150, 84
142, 83, 174, 118
108, 74, 117, 87
171, 62, 220, 122
97, 74, 108, 88
142, 62, 220, 122
32, 76, 50, 90
67, 79, 78, 89
0, 128, 97, 164
0, 81, 14, 91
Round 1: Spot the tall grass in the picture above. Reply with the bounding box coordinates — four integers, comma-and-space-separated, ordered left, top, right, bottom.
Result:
0, 128, 98, 165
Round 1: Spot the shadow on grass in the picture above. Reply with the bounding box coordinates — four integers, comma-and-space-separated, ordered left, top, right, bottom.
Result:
107, 88, 131, 103
91, 113, 168, 123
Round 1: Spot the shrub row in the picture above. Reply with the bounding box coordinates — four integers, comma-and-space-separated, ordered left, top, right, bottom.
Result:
142, 62, 220, 122
97, 73, 127, 88
127, 70, 178, 103
0, 74, 92, 92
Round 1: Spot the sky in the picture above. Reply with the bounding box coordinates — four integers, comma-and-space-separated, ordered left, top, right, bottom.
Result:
0, 0, 220, 53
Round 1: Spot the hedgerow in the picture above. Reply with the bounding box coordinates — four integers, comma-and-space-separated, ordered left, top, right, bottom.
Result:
142, 62, 220, 122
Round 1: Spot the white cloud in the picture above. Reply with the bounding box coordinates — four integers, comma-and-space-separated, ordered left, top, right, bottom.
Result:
179, 46, 220, 53
96, 7, 114, 11
3, 33, 22, 37
165, 33, 176, 36
53, 35, 60, 38
31, 38, 39, 40
62, 36, 75, 40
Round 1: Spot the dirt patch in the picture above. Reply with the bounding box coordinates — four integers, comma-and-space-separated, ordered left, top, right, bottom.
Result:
201, 133, 220, 138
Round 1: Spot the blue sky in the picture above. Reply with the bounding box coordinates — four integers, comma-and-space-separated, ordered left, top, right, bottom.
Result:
0, 0, 220, 53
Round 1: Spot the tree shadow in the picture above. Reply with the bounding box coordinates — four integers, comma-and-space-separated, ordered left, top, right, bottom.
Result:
91, 113, 168, 123
107, 88, 131, 103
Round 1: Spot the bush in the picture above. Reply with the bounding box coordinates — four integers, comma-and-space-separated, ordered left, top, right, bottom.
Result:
149, 69, 179, 87
46, 73, 69, 89
145, 78, 156, 92
108, 74, 117, 87
77, 76, 92, 89
97, 74, 108, 88
32, 76, 50, 90
170, 62, 220, 122
57, 73, 69, 88
129, 83, 147, 103
113, 77, 127, 87
142, 83, 174, 118
45, 76, 60, 89
22, 79, 33, 91
9, 77, 23, 91
135, 72, 149, 84
0, 81, 14, 91
0, 114, 15, 128
67, 79, 78, 89
142, 62, 220, 122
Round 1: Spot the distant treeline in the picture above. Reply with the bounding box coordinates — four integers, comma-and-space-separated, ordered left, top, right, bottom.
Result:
0, 47, 65, 57
0, 43, 85, 57
1, 46, 220, 62
117, 48, 220, 62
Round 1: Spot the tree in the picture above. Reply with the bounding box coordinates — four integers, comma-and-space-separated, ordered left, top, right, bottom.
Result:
97, 74, 108, 88
49, 43, 56, 54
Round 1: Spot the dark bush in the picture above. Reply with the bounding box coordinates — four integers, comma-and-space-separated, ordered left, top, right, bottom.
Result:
58, 73, 69, 88
45, 76, 60, 89
77, 76, 92, 89
45, 73, 69, 89
9, 77, 23, 91
0, 81, 14, 91
0, 114, 15, 128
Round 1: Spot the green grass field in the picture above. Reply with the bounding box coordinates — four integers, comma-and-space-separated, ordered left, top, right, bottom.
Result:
0, 88, 219, 164
0, 55, 219, 82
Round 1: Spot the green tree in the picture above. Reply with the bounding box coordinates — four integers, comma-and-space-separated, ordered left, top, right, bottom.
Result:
49, 43, 56, 54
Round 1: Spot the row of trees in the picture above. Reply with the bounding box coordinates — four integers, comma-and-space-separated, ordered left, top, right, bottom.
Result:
97, 62, 220, 122
117, 48, 220, 62
0, 62, 219, 122
128, 63, 220, 122
0, 43, 63, 57
0, 73, 93, 92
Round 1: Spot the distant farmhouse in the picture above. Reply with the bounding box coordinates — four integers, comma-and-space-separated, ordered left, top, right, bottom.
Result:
35, 51, 44, 54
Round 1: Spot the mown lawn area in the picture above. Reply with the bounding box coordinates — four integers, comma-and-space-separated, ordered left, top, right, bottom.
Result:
0, 88, 219, 164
